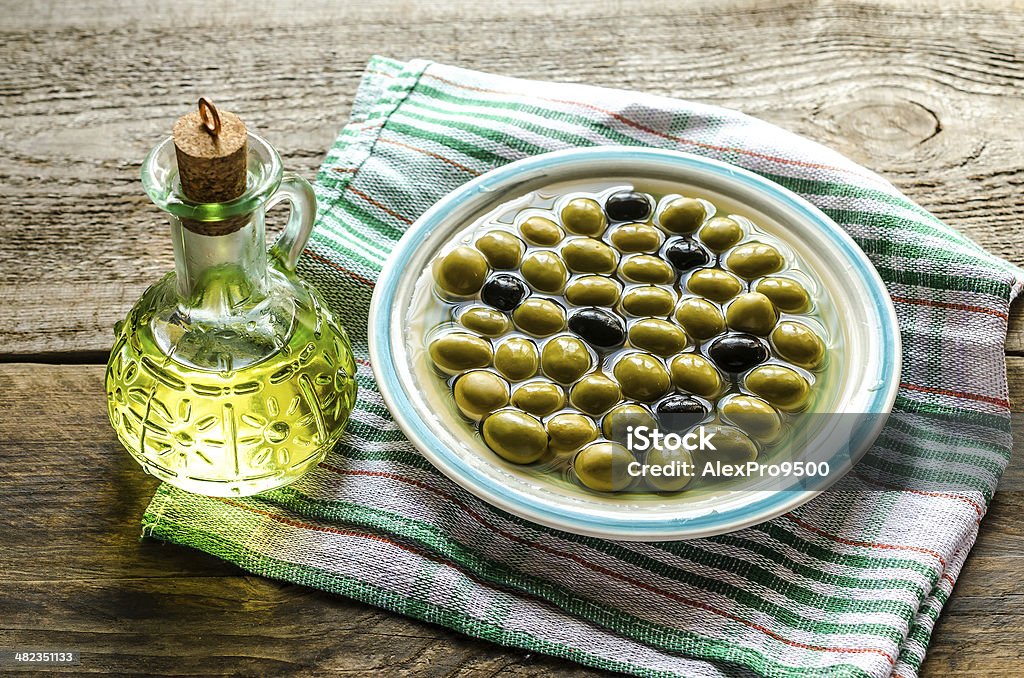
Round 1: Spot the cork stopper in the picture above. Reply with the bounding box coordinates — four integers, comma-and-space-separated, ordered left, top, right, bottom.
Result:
172, 98, 249, 234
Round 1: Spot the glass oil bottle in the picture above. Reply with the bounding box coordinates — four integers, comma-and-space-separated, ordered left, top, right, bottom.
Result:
105, 99, 357, 496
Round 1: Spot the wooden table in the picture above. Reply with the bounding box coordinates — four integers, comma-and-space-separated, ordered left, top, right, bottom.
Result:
2, 1, 1022, 674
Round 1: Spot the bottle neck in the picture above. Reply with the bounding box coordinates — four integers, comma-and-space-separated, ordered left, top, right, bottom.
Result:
170, 212, 269, 316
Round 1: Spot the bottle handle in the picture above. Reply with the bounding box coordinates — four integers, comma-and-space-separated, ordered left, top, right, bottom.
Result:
267, 173, 317, 272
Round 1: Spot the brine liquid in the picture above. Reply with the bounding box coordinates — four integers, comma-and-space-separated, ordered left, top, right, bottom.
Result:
412, 179, 841, 496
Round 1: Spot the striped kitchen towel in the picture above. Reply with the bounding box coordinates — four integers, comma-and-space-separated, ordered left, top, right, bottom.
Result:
142, 57, 1023, 677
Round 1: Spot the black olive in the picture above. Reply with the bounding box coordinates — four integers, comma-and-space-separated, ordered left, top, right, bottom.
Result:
657, 394, 708, 415
605, 191, 652, 222
707, 333, 769, 373
568, 307, 626, 349
481, 274, 527, 311
664, 239, 711, 272
656, 395, 708, 431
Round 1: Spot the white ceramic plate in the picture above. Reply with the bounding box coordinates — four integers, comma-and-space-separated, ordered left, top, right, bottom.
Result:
369, 147, 900, 541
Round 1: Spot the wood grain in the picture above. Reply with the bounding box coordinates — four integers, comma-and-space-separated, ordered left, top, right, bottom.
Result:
1, 361, 1021, 675
1, 0, 1023, 356
0, 582, 608, 677
2, 0, 1023, 675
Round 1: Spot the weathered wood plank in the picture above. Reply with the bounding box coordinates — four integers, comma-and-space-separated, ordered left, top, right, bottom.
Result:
1, 0, 1022, 356
1, 361, 1022, 675
0, 364, 239, 581
0, 578, 611, 677
1007, 304, 1024, 354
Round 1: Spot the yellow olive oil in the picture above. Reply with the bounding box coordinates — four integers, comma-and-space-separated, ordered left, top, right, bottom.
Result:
106, 276, 357, 496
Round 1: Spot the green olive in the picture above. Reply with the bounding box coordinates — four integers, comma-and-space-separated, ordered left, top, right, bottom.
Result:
482, 410, 548, 464
726, 242, 784, 279
613, 353, 671, 402
564, 275, 621, 306
574, 442, 634, 492
521, 250, 568, 293
433, 246, 489, 296
755, 277, 810, 313
428, 333, 493, 373
475, 231, 524, 269
546, 413, 598, 452
609, 223, 662, 252
520, 216, 564, 246
541, 335, 592, 383
699, 425, 758, 464
686, 268, 742, 302
562, 238, 618, 274
511, 381, 566, 416
621, 286, 676, 316
602, 403, 657, 444
725, 292, 779, 335
645, 445, 695, 492
453, 370, 509, 419
569, 373, 622, 415
460, 307, 511, 337
745, 365, 811, 411
674, 297, 726, 341
620, 255, 675, 284
561, 198, 607, 236
720, 395, 782, 442
628, 319, 688, 357
512, 298, 566, 337
669, 353, 722, 397
658, 197, 706, 234
771, 321, 825, 369
493, 337, 539, 381
698, 216, 744, 252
